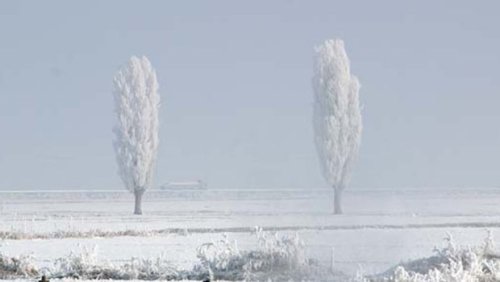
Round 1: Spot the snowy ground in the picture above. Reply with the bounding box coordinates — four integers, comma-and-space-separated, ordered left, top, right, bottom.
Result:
1, 187, 500, 280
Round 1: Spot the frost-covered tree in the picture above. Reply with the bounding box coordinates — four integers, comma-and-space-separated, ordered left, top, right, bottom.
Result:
312, 39, 362, 214
112, 56, 160, 215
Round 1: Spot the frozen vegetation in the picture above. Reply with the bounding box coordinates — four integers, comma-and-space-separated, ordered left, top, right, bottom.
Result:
371, 232, 500, 281
3, 229, 500, 281
113, 56, 160, 215
0, 228, 342, 281
312, 39, 362, 214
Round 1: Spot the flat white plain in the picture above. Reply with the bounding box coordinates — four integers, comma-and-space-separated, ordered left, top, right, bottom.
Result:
2, 188, 500, 279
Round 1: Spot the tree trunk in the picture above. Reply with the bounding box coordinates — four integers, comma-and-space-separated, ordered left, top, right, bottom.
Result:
333, 188, 343, 214
134, 190, 144, 215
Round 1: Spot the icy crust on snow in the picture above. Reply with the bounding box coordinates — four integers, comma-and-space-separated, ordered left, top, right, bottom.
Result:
0, 228, 342, 281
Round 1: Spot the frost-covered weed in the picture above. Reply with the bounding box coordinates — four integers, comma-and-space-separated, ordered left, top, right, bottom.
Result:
51, 245, 179, 280
49, 229, 322, 281
0, 238, 39, 278
248, 226, 308, 273
51, 245, 107, 279
194, 227, 336, 281
376, 231, 500, 282
119, 253, 180, 280
0, 253, 38, 279
194, 233, 243, 280
0, 227, 159, 240
1, 228, 342, 281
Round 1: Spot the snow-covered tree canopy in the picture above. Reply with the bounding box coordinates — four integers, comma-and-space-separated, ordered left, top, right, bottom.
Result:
112, 56, 160, 194
312, 39, 362, 191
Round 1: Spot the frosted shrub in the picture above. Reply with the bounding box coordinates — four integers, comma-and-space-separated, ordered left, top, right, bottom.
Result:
119, 253, 179, 280
1, 229, 342, 280
194, 233, 246, 280
51, 245, 179, 280
0, 253, 38, 279
248, 226, 308, 273
379, 232, 500, 282
196, 233, 241, 271
194, 227, 332, 281
0, 240, 38, 278
52, 245, 109, 279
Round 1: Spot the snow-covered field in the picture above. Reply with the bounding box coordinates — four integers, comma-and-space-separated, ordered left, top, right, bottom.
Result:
2, 187, 500, 281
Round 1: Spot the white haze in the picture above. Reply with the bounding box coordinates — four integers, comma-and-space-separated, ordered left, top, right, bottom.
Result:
0, 1, 499, 190
0, 2, 500, 281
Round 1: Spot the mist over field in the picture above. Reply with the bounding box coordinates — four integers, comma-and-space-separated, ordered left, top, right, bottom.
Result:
1, 1, 500, 281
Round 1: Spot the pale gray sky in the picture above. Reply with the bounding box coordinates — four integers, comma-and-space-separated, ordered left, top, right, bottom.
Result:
0, 0, 499, 190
